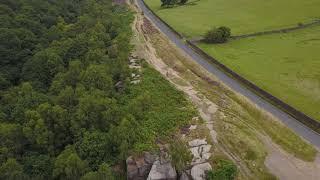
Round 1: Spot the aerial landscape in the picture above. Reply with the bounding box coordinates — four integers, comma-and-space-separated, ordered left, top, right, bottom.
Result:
0, 0, 319, 179
145, 0, 320, 122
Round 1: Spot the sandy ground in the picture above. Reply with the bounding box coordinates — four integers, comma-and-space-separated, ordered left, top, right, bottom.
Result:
129, 1, 320, 179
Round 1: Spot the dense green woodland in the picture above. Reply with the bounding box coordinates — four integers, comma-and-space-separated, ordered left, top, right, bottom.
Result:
0, 0, 196, 179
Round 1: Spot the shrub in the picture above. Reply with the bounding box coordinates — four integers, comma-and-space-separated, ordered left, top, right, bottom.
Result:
204, 26, 231, 43
207, 158, 237, 180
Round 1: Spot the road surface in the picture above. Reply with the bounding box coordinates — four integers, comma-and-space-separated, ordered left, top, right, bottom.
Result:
135, 0, 320, 149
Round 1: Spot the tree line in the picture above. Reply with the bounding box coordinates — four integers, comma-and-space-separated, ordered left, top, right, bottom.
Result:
0, 0, 137, 179
0, 0, 198, 179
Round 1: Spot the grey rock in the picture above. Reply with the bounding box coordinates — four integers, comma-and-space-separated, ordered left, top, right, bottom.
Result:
190, 145, 212, 165
147, 160, 177, 180
179, 171, 190, 180
127, 153, 156, 180
139, 164, 152, 177
191, 163, 212, 180
144, 152, 157, 164
131, 80, 141, 84
127, 162, 139, 180
188, 139, 207, 147
189, 125, 197, 130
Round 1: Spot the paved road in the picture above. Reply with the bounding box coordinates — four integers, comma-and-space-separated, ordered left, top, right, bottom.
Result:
136, 0, 320, 149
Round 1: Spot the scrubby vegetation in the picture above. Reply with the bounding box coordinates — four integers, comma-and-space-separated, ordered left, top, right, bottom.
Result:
169, 138, 192, 173
0, 0, 197, 179
207, 158, 237, 180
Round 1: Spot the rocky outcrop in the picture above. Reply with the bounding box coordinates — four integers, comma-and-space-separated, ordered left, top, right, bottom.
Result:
147, 160, 177, 180
190, 144, 212, 165
189, 139, 212, 165
188, 139, 207, 147
129, 55, 142, 84
188, 139, 213, 180
127, 152, 157, 180
126, 117, 215, 180
179, 171, 190, 180
191, 163, 212, 180
126, 150, 177, 180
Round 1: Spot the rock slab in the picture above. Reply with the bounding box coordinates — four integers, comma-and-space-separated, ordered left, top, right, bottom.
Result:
191, 162, 212, 180
188, 139, 207, 147
179, 171, 190, 180
147, 160, 177, 180
127, 152, 156, 180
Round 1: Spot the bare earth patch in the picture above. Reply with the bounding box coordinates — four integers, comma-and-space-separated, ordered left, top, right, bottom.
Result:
264, 136, 320, 180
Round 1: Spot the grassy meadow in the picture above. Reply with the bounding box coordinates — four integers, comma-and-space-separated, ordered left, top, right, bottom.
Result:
145, 0, 320, 121
199, 26, 320, 121
145, 0, 320, 37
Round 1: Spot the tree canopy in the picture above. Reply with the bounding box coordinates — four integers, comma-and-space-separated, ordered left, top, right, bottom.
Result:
0, 0, 134, 179
0, 0, 197, 179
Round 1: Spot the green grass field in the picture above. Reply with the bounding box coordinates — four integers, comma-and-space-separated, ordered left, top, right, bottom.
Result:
199, 26, 320, 121
145, 0, 320, 37
145, 0, 320, 121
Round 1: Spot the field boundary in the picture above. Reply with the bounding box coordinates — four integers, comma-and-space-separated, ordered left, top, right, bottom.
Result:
139, 0, 320, 134
190, 20, 320, 42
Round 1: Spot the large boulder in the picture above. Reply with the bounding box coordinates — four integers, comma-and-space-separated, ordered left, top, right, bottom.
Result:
191, 162, 212, 180
179, 171, 190, 180
147, 160, 177, 180
190, 145, 212, 165
188, 139, 212, 165
188, 139, 207, 147
127, 152, 157, 180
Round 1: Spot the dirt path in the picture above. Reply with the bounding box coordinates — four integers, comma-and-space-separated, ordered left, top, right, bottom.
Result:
129, 2, 320, 179
264, 136, 320, 180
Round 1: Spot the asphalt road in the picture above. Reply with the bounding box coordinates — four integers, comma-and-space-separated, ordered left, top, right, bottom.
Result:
136, 0, 320, 149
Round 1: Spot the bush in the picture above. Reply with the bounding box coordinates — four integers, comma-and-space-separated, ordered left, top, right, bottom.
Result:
207, 158, 237, 180
204, 26, 231, 43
